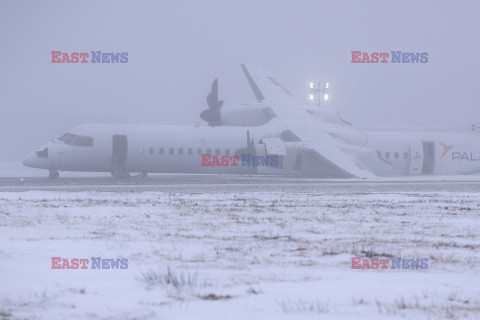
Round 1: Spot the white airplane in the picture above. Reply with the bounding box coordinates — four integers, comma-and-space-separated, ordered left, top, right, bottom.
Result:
23, 63, 480, 179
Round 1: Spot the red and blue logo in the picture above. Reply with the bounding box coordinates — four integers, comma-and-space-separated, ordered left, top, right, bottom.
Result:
351, 257, 428, 269
201, 153, 280, 167
51, 257, 128, 269
51, 51, 128, 63
351, 51, 428, 63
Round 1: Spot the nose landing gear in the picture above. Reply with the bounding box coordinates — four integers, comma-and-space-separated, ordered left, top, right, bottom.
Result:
49, 170, 59, 180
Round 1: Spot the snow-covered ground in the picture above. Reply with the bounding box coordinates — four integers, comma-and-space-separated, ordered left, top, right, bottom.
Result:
0, 185, 479, 319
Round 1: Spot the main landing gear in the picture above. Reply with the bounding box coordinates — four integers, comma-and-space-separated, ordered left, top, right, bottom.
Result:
48, 169, 59, 180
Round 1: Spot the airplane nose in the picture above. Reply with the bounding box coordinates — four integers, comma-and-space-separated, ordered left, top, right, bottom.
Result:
22, 145, 51, 169
22, 153, 36, 167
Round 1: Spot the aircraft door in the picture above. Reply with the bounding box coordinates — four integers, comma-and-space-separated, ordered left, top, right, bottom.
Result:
409, 142, 423, 175
111, 135, 130, 177
422, 141, 435, 174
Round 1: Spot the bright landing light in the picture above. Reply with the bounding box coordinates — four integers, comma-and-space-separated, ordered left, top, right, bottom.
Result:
309, 82, 314, 89
325, 82, 330, 89
309, 93, 315, 100
323, 93, 329, 101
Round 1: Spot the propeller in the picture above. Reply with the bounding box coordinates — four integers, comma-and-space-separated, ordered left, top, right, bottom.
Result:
200, 78, 224, 126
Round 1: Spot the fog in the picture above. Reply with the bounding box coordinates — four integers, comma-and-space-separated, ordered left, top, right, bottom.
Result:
1, 0, 479, 161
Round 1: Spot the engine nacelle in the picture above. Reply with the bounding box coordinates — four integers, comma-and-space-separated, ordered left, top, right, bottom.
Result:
203, 103, 354, 127
217, 103, 270, 127
199, 77, 354, 127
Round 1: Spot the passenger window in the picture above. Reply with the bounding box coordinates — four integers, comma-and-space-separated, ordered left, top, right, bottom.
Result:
188, 148, 193, 155
225, 149, 230, 155
207, 148, 212, 154
149, 147, 154, 155
169, 148, 174, 155
404, 152, 409, 159
385, 152, 390, 159
179, 148, 184, 155
159, 147, 164, 154
215, 149, 220, 155
197, 148, 202, 155
394, 152, 399, 159
138, 147, 144, 154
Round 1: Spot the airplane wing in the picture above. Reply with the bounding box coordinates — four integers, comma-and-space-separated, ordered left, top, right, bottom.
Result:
241, 63, 377, 178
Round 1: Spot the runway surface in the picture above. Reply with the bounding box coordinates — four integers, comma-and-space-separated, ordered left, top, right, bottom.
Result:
1, 174, 480, 193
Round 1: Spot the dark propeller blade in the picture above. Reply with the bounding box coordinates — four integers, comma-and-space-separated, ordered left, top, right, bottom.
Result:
207, 78, 224, 110
201, 78, 224, 126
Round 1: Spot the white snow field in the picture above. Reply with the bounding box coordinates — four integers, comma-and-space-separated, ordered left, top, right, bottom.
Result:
0, 180, 479, 319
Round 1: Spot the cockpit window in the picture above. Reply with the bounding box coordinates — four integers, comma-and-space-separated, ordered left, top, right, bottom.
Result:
72, 136, 93, 146
58, 133, 93, 147
59, 133, 77, 144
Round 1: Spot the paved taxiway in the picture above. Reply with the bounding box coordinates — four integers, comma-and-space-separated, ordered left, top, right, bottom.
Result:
1, 174, 480, 193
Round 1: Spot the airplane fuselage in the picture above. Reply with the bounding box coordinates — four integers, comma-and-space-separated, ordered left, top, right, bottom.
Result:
23, 124, 261, 175
23, 123, 480, 177
363, 130, 480, 175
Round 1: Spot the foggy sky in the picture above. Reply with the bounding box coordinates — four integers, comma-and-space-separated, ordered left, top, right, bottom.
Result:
1, 0, 479, 161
